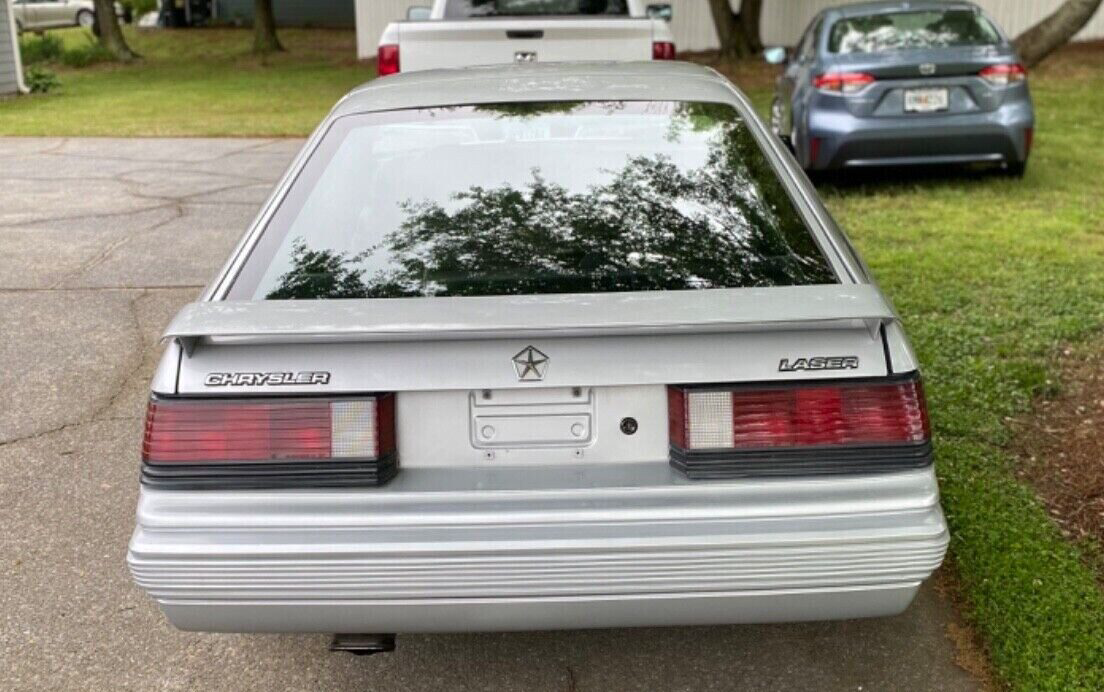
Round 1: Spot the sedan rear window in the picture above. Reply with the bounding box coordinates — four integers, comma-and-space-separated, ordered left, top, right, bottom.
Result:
444, 0, 628, 17
229, 101, 835, 300
829, 9, 1001, 54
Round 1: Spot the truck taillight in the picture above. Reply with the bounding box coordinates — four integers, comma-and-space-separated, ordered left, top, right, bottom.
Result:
143, 395, 396, 464
652, 41, 676, 60
378, 44, 400, 76
979, 63, 1026, 86
668, 376, 931, 478
812, 72, 875, 94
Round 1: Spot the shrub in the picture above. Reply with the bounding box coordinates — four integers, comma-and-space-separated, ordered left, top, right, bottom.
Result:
24, 66, 60, 94
60, 36, 114, 68
18, 34, 63, 65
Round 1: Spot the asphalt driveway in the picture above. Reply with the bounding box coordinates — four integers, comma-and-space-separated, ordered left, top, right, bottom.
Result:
0, 137, 982, 692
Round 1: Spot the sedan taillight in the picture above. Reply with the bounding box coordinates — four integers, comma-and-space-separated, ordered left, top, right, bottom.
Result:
979, 63, 1026, 86
652, 41, 676, 60
144, 395, 395, 463
378, 44, 400, 76
812, 72, 875, 94
668, 375, 931, 478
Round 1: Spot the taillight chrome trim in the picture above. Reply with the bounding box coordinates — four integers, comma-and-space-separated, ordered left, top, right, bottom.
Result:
140, 394, 398, 490
668, 373, 932, 480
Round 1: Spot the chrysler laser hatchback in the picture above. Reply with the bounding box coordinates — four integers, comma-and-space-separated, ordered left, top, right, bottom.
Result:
766, 1, 1034, 175
128, 62, 947, 652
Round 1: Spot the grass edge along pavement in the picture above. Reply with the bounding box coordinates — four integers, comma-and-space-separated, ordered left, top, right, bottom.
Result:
817, 51, 1104, 683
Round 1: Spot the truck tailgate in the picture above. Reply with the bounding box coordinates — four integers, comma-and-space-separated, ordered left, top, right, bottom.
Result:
397, 18, 655, 72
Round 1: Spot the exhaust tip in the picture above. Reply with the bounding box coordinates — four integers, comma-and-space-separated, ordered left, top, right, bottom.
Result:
329, 633, 396, 656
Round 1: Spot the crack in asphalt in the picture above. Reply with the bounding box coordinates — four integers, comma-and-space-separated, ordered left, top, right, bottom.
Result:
0, 137, 291, 449
0, 291, 147, 448
49, 204, 188, 289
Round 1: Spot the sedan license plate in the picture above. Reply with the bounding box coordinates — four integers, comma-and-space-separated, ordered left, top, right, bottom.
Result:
904, 88, 949, 113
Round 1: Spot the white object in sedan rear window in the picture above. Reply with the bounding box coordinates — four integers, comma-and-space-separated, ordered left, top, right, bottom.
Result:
229, 101, 836, 300
829, 9, 1001, 54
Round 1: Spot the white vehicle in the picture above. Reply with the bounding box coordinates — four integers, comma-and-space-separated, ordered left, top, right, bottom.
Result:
12, 0, 127, 33
376, 0, 676, 76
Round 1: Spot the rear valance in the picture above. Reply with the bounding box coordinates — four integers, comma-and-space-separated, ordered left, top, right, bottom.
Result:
164, 285, 896, 352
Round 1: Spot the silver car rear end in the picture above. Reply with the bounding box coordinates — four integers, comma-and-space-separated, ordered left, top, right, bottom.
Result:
128, 62, 947, 634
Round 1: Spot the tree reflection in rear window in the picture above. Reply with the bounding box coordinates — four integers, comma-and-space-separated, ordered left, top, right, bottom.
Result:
229, 101, 837, 300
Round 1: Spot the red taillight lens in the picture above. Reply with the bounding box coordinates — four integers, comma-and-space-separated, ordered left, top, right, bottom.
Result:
812, 72, 875, 94
652, 41, 676, 60
143, 396, 396, 464
377, 44, 400, 76
668, 377, 929, 451
979, 63, 1026, 86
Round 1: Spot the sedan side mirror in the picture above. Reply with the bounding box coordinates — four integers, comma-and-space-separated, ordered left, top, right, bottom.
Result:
406, 5, 431, 21
763, 46, 789, 65
646, 4, 673, 22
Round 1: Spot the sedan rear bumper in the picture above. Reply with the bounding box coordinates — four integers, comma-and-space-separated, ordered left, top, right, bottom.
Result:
128, 463, 948, 633
807, 101, 1033, 170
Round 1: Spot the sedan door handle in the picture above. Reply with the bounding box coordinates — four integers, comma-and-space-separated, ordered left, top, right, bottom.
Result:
507, 30, 544, 39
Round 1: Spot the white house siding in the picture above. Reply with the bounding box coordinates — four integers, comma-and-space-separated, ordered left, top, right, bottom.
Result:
355, 0, 1104, 58
1, 0, 24, 96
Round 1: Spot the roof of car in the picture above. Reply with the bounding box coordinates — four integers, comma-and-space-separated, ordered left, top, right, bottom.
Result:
331, 61, 741, 118
831, 0, 981, 19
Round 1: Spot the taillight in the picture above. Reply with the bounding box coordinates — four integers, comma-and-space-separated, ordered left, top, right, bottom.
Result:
812, 72, 875, 94
143, 395, 396, 464
979, 63, 1026, 86
668, 376, 931, 478
378, 44, 400, 76
652, 41, 676, 60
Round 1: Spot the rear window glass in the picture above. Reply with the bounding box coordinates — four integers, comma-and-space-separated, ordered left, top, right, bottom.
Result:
228, 101, 836, 300
829, 9, 1001, 54
445, 0, 628, 17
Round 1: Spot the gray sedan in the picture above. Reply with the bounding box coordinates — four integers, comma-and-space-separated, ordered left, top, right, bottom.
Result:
767, 0, 1034, 175
128, 61, 946, 654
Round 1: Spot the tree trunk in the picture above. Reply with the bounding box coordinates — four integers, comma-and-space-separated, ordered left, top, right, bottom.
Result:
253, 0, 285, 54
707, 0, 763, 58
92, 0, 137, 62
1014, 0, 1103, 67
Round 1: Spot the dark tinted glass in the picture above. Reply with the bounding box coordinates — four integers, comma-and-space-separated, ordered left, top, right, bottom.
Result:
829, 9, 1001, 54
445, 0, 628, 17
229, 101, 835, 300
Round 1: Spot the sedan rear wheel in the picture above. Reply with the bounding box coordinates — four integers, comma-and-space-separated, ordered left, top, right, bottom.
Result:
1004, 159, 1027, 178
77, 9, 95, 30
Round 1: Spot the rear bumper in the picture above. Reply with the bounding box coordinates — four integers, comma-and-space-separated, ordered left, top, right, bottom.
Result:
128, 463, 948, 633
807, 100, 1034, 170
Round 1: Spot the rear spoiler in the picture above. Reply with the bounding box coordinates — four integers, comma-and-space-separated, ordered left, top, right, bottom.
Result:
164, 284, 897, 355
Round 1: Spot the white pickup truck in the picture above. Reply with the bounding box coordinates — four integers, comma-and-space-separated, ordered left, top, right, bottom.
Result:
376, 0, 676, 76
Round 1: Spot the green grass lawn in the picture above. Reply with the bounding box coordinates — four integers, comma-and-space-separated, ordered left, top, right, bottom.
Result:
5, 28, 1104, 689
0, 28, 373, 136
821, 50, 1104, 687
